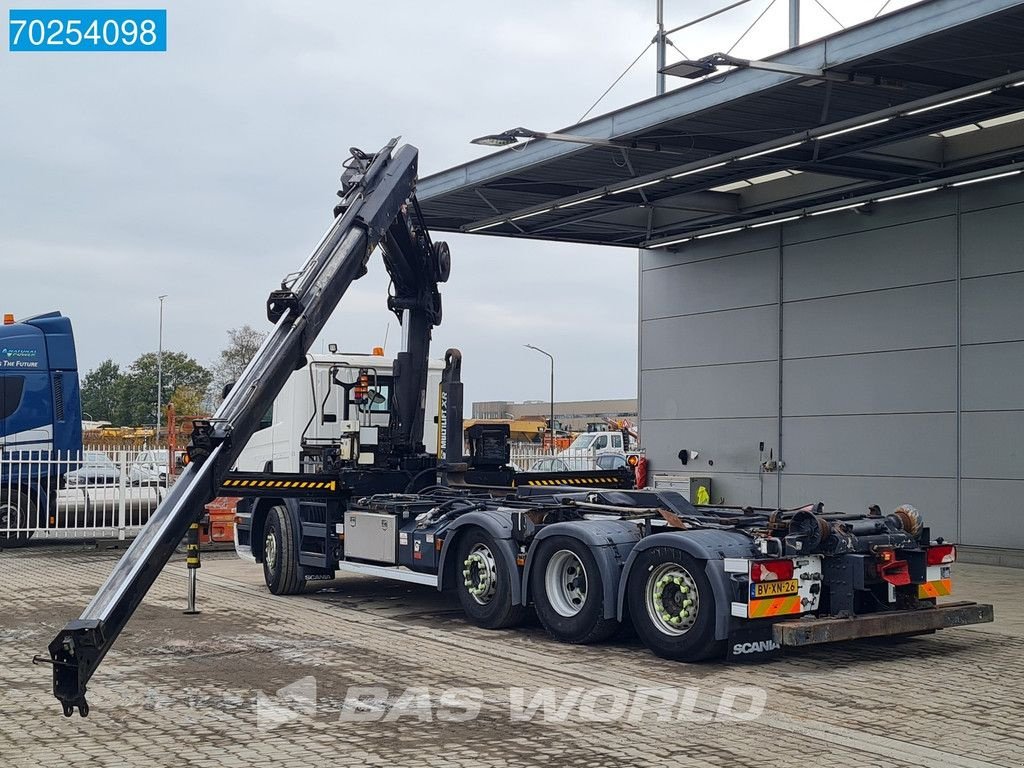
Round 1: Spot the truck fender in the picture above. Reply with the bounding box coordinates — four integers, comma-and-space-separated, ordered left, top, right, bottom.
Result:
437, 510, 522, 606
522, 520, 641, 617
616, 529, 757, 640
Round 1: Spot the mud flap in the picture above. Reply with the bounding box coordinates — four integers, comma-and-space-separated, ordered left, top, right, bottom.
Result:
726, 624, 783, 663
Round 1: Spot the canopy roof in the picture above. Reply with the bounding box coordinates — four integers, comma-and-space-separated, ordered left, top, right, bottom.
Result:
419, 0, 1024, 249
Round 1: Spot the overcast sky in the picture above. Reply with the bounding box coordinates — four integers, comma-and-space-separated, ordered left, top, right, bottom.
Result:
1, 0, 921, 408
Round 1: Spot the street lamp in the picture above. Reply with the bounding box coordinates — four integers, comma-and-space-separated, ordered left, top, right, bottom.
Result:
472, 127, 662, 152
661, 51, 842, 82
156, 295, 167, 444
524, 344, 555, 455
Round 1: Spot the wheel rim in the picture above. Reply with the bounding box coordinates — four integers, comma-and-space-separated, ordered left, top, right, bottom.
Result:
545, 549, 588, 617
463, 543, 498, 605
0, 499, 20, 535
264, 530, 278, 575
645, 562, 699, 636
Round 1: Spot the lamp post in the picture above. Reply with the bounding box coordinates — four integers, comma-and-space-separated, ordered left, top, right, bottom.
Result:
157, 295, 167, 445
524, 345, 555, 454
471, 127, 664, 152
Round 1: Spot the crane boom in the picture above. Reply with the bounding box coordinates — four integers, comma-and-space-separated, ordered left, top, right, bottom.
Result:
46, 140, 450, 716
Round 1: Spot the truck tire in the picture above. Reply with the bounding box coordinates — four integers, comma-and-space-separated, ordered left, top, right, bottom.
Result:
455, 527, 525, 629
0, 489, 34, 548
530, 536, 618, 644
626, 547, 724, 661
262, 505, 304, 595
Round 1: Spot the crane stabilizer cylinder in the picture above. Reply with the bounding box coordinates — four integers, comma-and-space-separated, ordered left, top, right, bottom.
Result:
47, 139, 437, 717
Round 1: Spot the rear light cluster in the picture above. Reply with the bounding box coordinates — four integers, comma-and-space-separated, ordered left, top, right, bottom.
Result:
750, 559, 794, 582
927, 544, 956, 565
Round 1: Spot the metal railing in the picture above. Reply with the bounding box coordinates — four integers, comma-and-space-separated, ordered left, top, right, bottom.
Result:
0, 446, 172, 544
508, 445, 629, 472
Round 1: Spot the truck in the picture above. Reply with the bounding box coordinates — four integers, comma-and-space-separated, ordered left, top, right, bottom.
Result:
45, 140, 993, 718
234, 350, 445, 476
0, 312, 83, 546
555, 429, 636, 470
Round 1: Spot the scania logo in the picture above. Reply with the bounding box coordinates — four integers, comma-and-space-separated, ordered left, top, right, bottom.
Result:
732, 640, 780, 655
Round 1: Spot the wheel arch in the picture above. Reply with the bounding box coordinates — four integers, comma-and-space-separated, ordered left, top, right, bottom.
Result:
616, 529, 758, 639
437, 511, 522, 606
522, 520, 641, 618
249, 496, 296, 562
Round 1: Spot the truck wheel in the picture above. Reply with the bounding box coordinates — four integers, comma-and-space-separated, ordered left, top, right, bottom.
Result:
530, 536, 618, 644
0, 490, 33, 548
455, 527, 525, 629
262, 505, 304, 595
626, 547, 724, 661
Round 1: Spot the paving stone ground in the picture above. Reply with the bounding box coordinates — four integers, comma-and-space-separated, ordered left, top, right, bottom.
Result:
1, 543, 1022, 767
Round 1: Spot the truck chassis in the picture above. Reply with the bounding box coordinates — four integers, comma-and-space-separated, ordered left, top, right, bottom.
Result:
236, 482, 993, 663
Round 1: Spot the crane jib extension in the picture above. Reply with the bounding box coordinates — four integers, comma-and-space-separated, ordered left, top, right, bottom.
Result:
42, 140, 451, 717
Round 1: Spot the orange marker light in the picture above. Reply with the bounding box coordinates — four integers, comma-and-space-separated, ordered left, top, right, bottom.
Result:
3, 313, 14, 325
372, 346, 384, 356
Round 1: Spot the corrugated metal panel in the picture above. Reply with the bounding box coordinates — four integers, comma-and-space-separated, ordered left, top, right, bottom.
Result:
641, 174, 1024, 549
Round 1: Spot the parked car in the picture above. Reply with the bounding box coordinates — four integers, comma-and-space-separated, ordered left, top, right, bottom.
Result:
595, 453, 627, 470
128, 450, 168, 486
528, 457, 574, 472
64, 452, 121, 488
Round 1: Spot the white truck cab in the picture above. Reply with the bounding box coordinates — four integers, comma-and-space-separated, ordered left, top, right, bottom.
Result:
234, 351, 445, 474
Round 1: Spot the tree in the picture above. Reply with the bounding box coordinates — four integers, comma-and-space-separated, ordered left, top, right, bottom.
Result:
170, 385, 208, 419
80, 360, 123, 424
117, 351, 214, 426
211, 325, 266, 403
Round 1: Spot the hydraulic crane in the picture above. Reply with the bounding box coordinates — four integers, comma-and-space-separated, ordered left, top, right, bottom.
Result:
45, 139, 452, 716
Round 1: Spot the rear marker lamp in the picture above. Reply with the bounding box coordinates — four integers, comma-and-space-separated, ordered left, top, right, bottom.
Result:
750, 559, 794, 582
927, 544, 956, 565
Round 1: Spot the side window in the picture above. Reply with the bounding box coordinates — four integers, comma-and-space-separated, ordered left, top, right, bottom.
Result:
0, 375, 25, 420
257, 405, 273, 431
611, 434, 623, 449
592, 435, 608, 450
367, 382, 391, 413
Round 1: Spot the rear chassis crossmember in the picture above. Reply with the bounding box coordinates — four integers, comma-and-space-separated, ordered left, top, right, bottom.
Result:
773, 601, 994, 647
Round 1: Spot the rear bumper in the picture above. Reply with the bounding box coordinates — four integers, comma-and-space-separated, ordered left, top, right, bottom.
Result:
773, 601, 994, 647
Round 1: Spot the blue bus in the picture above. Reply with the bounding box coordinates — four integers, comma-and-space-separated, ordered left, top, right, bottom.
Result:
0, 312, 82, 545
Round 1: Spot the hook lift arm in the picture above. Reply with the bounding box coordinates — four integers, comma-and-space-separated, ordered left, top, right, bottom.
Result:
45, 139, 451, 716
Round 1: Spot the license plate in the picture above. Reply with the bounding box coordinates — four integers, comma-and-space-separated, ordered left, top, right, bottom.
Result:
751, 579, 799, 599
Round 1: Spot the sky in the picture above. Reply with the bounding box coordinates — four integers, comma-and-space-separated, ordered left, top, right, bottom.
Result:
0, 0, 922, 408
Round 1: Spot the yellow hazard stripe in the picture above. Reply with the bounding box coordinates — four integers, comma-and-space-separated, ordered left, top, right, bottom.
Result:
747, 594, 802, 619
917, 579, 952, 599
222, 478, 339, 491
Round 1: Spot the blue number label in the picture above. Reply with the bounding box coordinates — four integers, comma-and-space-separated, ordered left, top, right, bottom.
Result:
9, 9, 166, 52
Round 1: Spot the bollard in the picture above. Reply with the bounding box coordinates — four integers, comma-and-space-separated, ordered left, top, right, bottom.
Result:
184, 521, 201, 615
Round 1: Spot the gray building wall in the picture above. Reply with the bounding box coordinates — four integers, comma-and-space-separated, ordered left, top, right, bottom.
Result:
639, 175, 1024, 552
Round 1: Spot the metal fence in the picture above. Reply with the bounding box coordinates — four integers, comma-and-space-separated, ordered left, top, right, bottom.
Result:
508, 446, 627, 472
0, 446, 172, 544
